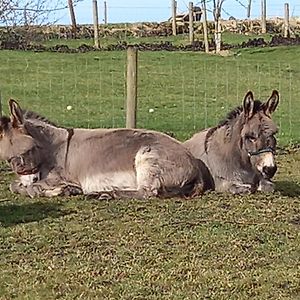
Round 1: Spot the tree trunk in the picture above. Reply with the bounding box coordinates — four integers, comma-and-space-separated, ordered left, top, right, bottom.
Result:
213, 0, 225, 53
214, 19, 221, 53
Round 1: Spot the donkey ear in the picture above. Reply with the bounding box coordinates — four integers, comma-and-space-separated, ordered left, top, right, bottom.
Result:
9, 99, 24, 128
264, 90, 279, 116
243, 91, 255, 119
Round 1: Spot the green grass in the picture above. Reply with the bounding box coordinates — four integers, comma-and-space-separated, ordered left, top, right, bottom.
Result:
0, 37, 300, 298
0, 45, 300, 144
0, 150, 300, 299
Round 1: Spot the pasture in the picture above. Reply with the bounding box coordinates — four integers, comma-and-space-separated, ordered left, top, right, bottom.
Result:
0, 38, 300, 299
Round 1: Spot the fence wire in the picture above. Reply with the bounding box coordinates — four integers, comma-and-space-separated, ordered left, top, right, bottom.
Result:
0, 51, 299, 146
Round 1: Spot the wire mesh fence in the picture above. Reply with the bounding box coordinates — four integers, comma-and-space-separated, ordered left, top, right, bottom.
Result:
0, 50, 299, 146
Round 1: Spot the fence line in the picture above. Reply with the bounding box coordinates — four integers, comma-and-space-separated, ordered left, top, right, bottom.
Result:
0, 51, 299, 146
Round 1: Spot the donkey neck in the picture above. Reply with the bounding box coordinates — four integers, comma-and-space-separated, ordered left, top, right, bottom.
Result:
210, 117, 249, 166
25, 119, 69, 148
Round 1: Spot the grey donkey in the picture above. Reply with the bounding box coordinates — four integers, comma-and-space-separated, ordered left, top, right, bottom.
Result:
0, 99, 214, 199
184, 90, 279, 194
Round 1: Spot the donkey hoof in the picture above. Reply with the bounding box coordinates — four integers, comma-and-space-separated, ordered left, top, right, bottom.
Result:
27, 184, 43, 198
97, 192, 114, 200
230, 184, 253, 195
62, 185, 83, 196
258, 180, 275, 192
85, 192, 114, 200
9, 180, 23, 194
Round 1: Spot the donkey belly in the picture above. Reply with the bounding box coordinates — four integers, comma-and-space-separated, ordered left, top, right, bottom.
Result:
79, 171, 137, 194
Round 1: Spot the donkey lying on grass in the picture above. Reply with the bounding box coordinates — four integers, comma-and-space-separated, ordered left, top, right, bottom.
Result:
0, 99, 214, 199
184, 90, 279, 194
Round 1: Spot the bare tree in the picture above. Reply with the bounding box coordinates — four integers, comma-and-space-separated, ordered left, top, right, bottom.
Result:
213, 0, 225, 53
0, 0, 82, 26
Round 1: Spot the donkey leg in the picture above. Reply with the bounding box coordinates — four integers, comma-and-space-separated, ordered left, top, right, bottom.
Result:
86, 190, 149, 200
10, 179, 31, 196
11, 180, 83, 198
229, 183, 255, 194
10, 179, 52, 198
30, 182, 83, 198
133, 146, 166, 199
257, 179, 275, 192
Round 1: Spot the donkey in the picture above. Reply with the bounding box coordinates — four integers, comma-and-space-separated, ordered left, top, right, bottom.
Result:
0, 99, 214, 199
183, 90, 279, 194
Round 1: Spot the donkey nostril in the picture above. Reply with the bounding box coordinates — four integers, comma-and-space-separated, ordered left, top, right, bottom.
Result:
33, 176, 39, 183
262, 166, 277, 178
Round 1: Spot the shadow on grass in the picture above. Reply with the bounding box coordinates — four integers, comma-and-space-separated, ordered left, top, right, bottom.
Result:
275, 180, 300, 197
0, 201, 71, 227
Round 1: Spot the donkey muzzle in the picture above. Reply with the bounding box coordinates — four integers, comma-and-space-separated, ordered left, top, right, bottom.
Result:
262, 165, 277, 179
249, 149, 277, 179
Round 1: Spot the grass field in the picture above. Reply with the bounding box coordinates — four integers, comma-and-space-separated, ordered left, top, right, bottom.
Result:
0, 34, 300, 299
0, 41, 299, 144
0, 150, 300, 299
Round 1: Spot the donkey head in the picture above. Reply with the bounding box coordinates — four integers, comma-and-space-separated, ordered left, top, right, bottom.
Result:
0, 99, 41, 185
240, 90, 279, 179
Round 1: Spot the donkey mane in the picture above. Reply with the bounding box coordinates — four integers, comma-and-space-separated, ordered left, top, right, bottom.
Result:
0, 110, 56, 128
204, 100, 264, 152
22, 109, 59, 127
0, 116, 11, 131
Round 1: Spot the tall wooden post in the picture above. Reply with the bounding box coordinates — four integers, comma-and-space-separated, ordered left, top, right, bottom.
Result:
0, 92, 2, 118
284, 3, 290, 38
247, 0, 252, 18
126, 47, 138, 129
67, 0, 77, 37
172, 0, 177, 36
104, 1, 108, 25
189, 2, 194, 44
261, 0, 266, 34
202, 0, 209, 53
92, 0, 100, 48
247, 0, 253, 32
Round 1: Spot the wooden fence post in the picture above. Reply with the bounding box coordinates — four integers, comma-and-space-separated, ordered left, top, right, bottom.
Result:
67, 0, 77, 37
104, 1, 108, 25
189, 2, 194, 44
172, 0, 177, 36
284, 3, 290, 38
201, 0, 209, 53
261, 0, 266, 34
0, 92, 2, 118
247, 0, 252, 18
126, 47, 138, 129
92, 0, 100, 48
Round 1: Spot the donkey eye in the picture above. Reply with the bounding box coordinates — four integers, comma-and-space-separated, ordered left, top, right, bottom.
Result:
246, 135, 257, 142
